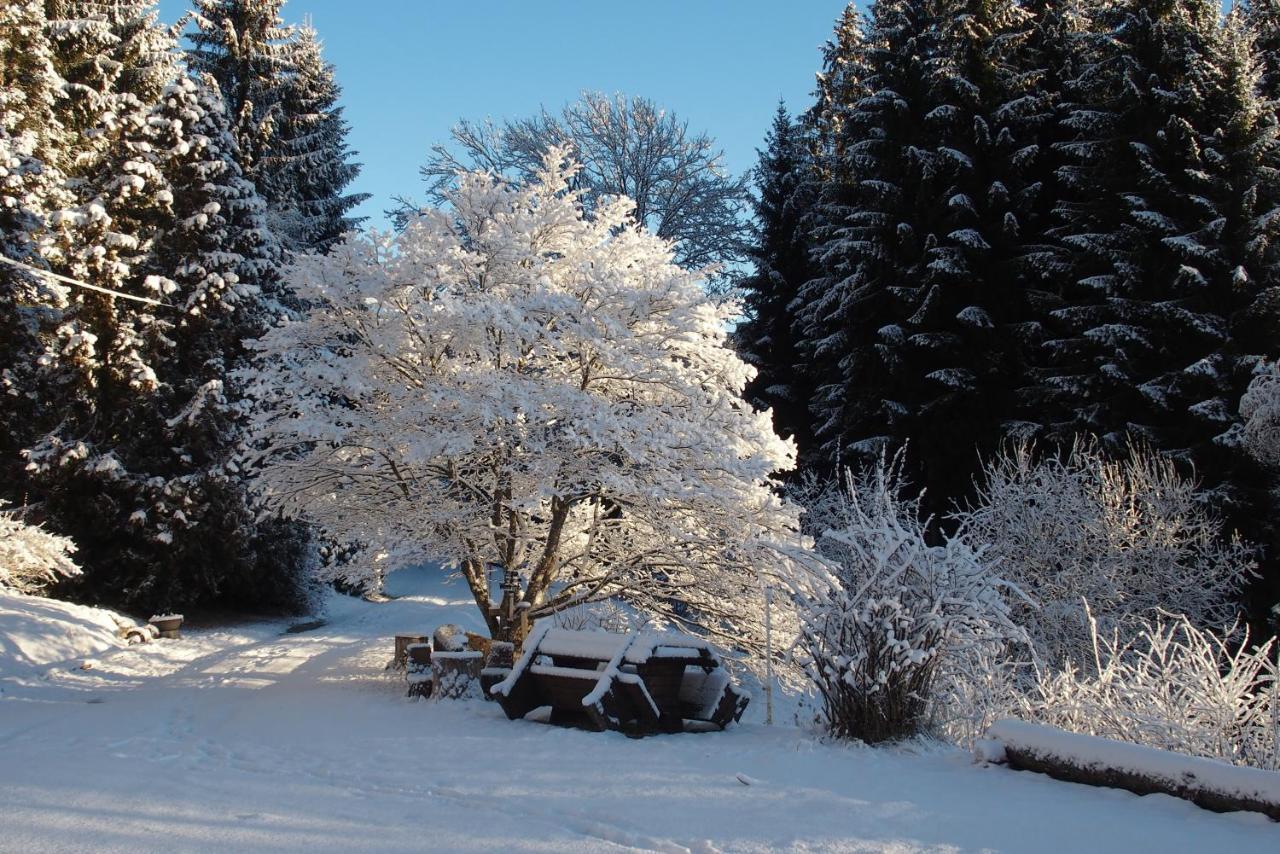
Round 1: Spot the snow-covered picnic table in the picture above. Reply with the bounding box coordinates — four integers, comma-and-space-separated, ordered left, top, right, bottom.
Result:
491, 625, 749, 735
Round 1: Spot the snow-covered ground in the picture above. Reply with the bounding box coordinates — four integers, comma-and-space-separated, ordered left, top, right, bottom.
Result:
1, 568, 1277, 853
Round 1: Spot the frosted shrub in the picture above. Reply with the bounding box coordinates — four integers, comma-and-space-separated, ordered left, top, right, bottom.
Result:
1022, 610, 1278, 769
793, 455, 1023, 744
0, 506, 81, 595
957, 441, 1253, 668
1241, 360, 1280, 470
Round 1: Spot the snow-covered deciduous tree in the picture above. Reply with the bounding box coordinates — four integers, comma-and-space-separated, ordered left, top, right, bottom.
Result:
790, 452, 1024, 744
407, 92, 752, 294
957, 441, 1254, 668
245, 150, 799, 648
0, 505, 81, 595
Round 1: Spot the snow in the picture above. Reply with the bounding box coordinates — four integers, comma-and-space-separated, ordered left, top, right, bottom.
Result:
2, 566, 1277, 852
0, 589, 127, 679
537, 627, 631, 660
623, 631, 715, 664
985, 720, 1280, 805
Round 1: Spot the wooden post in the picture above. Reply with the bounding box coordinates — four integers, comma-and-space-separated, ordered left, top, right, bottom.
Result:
393, 633, 428, 669
764, 583, 774, 726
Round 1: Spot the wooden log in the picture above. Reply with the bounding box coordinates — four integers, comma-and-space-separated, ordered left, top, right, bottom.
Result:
406, 642, 433, 668
985, 720, 1280, 822
393, 634, 429, 670
431, 651, 485, 699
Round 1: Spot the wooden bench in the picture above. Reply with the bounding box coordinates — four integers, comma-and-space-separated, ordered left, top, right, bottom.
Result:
491, 625, 748, 735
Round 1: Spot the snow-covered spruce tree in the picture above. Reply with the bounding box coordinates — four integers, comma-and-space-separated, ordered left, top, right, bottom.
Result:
0, 503, 81, 595
1048, 1, 1280, 457
257, 23, 367, 252
736, 104, 821, 460
889, 0, 1053, 509
129, 73, 311, 610
956, 440, 1254, 668
1247, 0, 1280, 104
0, 0, 70, 495
1046, 2, 1280, 619
800, 0, 1053, 516
188, 0, 365, 254
787, 4, 870, 476
791, 452, 1023, 744
186, 0, 292, 186
799, 0, 944, 480
21, 3, 310, 611
244, 150, 800, 649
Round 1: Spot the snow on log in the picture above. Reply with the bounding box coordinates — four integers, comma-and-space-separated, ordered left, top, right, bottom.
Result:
983, 720, 1280, 821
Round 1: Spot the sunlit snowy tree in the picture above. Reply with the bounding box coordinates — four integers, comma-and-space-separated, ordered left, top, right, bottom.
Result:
245, 150, 799, 646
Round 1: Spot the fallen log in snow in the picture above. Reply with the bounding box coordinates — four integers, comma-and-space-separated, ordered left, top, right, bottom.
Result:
980, 720, 1280, 821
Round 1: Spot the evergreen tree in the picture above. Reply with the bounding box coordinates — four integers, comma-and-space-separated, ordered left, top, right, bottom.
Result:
1046, 0, 1280, 624
799, 0, 1052, 515
0, 0, 68, 493
737, 104, 820, 457
1050, 0, 1280, 458
1247, 0, 1280, 104
186, 0, 291, 182
260, 24, 367, 251
801, 0, 941, 476
188, 2, 365, 253
0, 2, 310, 611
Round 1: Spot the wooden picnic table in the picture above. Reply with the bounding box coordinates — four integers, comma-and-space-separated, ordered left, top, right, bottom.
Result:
491, 626, 749, 735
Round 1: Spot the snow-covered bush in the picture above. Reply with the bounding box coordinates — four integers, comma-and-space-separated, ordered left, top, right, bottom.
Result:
792, 454, 1024, 744
0, 506, 81, 595
956, 441, 1253, 668
1020, 610, 1278, 769
1241, 360, 1280, 470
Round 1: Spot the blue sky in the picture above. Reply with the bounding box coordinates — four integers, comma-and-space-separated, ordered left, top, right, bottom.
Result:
157, 1, 851, 229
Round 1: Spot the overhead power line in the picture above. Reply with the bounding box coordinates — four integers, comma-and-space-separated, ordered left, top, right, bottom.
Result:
0, 253, 172, 309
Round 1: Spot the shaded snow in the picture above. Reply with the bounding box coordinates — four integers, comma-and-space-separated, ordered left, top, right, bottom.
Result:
1, 567, 1277, 852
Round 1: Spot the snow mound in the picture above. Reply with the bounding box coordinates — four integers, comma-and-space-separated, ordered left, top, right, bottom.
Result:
0, 590, 129, 679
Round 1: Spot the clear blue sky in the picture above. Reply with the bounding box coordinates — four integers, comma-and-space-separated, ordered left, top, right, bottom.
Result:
157, 0, 851, 229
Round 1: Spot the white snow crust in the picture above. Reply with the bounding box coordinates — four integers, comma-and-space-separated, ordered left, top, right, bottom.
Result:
2, 567, 1277, 853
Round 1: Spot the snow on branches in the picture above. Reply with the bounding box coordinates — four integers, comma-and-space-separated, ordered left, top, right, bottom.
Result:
956, 441, 1254, 669
791, 453, 1024, 744
244, 149, 799, 648
0, 505, 81, 595
1241, 360, 1280, 470
1023, 609, 1278, 769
